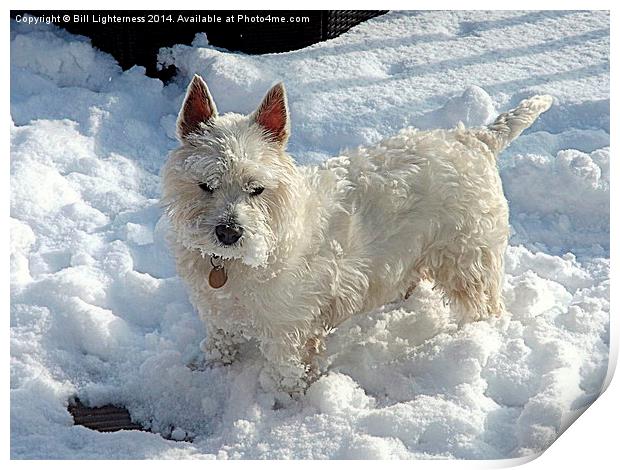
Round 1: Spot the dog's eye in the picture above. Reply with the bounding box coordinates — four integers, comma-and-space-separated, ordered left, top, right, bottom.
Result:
198, 183, 213, 193
249, 187, 264, 197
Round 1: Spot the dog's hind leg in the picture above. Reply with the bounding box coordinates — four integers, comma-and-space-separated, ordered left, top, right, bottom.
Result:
402, 268, 430, 300
427, 243, 506, 323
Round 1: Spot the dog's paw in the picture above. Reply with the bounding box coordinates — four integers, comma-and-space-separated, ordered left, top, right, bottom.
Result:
184, 339, 237, 371
258, 361, 310, 399
199, 335, 239, 365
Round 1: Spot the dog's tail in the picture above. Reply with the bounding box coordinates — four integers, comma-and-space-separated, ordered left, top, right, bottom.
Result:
475, 95, 553, 155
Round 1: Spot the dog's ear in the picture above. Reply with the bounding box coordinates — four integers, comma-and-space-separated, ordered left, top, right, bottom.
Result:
252, 83, 290, 146
177, 74, 218, 141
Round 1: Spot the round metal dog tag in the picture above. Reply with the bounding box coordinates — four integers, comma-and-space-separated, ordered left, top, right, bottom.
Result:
209, 267, 227, 289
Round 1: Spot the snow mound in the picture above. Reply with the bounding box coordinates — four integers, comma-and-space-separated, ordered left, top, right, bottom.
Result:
421, 85, 497, 128
504, 147, 609, 255
11, 11, 609, 459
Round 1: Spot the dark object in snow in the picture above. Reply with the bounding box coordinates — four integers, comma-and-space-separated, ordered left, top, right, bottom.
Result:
10, 10, 387, 80
68, 398, 143, 433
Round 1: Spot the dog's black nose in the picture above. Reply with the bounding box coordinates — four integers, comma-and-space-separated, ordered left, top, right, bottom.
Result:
215, 224, 243, 245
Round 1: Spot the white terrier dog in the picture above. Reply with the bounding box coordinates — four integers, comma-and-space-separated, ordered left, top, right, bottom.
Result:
162, 75, 552, 394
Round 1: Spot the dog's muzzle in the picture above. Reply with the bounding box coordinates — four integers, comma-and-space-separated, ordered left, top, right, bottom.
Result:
215, 224, 243, 245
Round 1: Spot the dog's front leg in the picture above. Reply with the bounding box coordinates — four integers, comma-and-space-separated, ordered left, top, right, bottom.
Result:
199, 325, 244, 366
258, 338, 309, 397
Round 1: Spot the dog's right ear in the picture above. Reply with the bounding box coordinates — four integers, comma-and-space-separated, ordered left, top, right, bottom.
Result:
177, 74, 218, 141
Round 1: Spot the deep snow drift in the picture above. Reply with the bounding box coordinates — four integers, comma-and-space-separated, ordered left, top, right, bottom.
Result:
11, 11, 609, 459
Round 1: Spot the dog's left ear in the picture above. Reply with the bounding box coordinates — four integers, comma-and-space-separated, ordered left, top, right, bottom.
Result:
252, 83, 290, 146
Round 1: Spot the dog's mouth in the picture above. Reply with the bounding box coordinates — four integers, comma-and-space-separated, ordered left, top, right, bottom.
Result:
214, 237, 244, 251
180, 221, 270, 268
216, 232, 271, 268
205, 235, 251, 262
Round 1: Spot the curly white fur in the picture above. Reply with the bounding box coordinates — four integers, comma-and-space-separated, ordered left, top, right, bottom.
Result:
162, 75, 552, 395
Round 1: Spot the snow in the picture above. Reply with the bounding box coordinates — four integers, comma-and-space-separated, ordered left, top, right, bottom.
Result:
10, 10, 609, 459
